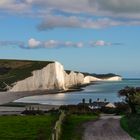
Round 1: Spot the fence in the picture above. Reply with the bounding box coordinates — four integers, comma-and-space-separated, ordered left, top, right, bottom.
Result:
51, 111, 65, 140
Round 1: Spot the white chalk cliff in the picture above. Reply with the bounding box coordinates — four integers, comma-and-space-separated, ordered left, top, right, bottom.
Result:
104, 76, 122, 81
64, 71, 85, 88
84, 76, 101, 84
10, 61, 122, 92
10, 62, 65, 92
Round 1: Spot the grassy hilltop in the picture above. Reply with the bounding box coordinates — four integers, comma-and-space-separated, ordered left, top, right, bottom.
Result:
0, 59, 53, 91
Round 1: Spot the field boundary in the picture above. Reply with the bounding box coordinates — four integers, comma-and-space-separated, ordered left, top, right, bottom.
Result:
51, 111, 65, 140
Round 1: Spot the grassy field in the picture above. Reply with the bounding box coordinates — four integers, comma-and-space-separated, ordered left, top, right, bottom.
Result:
0, 59, 53, 91
60, 114, 97, 140
121, 115, 140, 140
0, 114, 58, 140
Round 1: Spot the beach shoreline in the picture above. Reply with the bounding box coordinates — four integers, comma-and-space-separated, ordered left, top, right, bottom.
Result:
0, 82, 92, 106
0, 87, 85, 115
0, 83, 93, 115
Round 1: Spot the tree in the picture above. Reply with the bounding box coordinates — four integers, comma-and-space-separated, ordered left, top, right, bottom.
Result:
89, 98, 92, 104
82, 98, 85, 104
104, 98, 107, 102
119, 86, 140, 114
82, 98, 86, 113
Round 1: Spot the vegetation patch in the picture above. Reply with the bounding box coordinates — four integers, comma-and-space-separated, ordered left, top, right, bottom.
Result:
0, 102, 40, 107
119, 86, 140, 140
0, 114, 58, 140
121, 115, 140, 140
60, 114, 97, 140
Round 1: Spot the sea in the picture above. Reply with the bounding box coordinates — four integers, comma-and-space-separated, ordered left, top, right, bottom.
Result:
15, 79, 140, 105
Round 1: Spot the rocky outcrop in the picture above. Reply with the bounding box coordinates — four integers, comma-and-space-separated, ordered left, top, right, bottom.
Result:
10, 61, 122, 92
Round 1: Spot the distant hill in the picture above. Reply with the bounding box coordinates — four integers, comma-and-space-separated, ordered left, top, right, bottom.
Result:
0, 59, 53, 91
91, 73, 121, 79
68, 71, 120, 79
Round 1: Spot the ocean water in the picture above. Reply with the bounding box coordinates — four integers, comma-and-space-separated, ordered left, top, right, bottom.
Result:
15, 79, 140, 105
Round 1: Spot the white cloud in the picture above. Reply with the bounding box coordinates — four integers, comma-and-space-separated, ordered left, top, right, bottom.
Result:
27, 38, 121, 49
28, 38, 41, 48
0, 39, 122, 49
44, 40, 58, 48
90, 40, 111, 47
28, 38, 84, 48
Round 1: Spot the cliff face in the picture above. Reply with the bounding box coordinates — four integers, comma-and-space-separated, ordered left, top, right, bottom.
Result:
102, 76, 122, 81
64, 71, 85, 88
10, 61, 122, 92
84, 76, 101, 84
10, 62, 65, 92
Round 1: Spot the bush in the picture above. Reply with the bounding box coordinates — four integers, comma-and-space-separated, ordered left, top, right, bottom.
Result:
115, 102, 130, 115
60, 105, 96, 115
101, 107, 116, 114
22, 110, 44, 115
121, 114, 140, 140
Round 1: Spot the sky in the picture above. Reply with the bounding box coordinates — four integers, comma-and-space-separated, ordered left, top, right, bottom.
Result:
0, 0, 140, 78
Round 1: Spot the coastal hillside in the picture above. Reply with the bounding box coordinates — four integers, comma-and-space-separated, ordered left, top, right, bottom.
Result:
82, 72, 121, 79
0, 59, 122, 92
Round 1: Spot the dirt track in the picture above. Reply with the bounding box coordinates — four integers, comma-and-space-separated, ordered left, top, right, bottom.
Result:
83, 114, 134, 140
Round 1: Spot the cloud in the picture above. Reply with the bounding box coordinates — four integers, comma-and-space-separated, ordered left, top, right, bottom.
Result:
28, 38, 41, 48
0, 41, 24, 47
90, 40, 111, 47
0, 38, 122, 49
28, 38, 84, 48
37, 15, 81, 30
92, 0, 140, 14
37, 15, 113, 30
38, 15, 140, 30
90, 40, 124, 47
25, 0, 140, 19
26, 0, 140, 18
27, 38, 121, 48
0, 0, 29, 12
1, 0, 140, 30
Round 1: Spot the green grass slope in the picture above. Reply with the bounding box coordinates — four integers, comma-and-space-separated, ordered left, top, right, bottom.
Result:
60, 114, 97, 140
0, 59, 53, 91
0, 114, 58, 140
